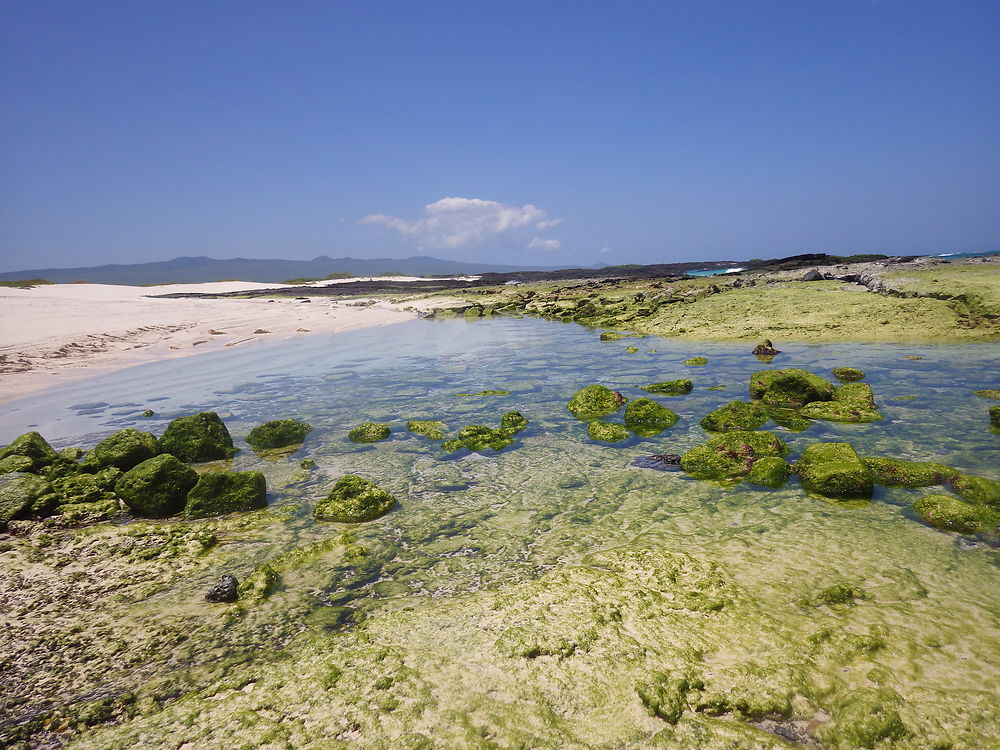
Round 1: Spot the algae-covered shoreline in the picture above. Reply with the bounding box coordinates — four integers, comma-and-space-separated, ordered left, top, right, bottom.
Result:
1, 313, 999, 749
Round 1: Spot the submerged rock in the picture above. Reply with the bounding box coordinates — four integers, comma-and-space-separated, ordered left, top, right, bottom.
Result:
699, 401, 768, 432
246, 419, 312, 450
500, 411, 529, 434
948, 474, 1000, 508
314, 475, 397, 523
680, 431, 789, 480
913, 494, 998, 534
348, 422, 391, 443
831, 367, 865, 382
566, 384, 626, 420
185, 471, 267, 518
114, 454, 199, 517
158, 412, 235, 462
0, 473, 51, 523
683, 357, 708, 366
406, 420, 447, 440
801, 382, 882, 423
624, 398, 678, 437
861, 458, 957, 488
796, 443, 874, 500
630, 454, 682, 471
751, 340, 780, 356
745, 456, 790, 488
90, 428, 159, 470
599, 331, 630, 341
443, 425, 515, 453
641, 379, 693, 395
750, 368, 836, 406
588, 422, 630, 443
205, 574, 240, 603
0, 431, 59, 472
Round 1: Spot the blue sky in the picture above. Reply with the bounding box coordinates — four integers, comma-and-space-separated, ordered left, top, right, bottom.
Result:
1, 0, 998, 272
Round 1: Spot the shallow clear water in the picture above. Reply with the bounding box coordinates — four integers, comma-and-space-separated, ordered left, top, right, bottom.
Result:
4, 317, 1000, 748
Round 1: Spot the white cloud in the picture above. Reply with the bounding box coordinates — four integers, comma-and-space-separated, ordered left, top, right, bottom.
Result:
599, 246, 610, 253
360, 197, 563, 249
528, 237, 561, 250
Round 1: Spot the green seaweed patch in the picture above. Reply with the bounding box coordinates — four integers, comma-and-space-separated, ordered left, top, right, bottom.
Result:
831, 367, 865, 382
862, 458, 957, 488
818, 688, 907, 749
453, 389, 511, 397
948, 474, 1000, 508
641, 379, 692, 395
587, 422, 630, 443
974, 389, 1000, 400
624, 398, 678, 437
913, 494, 999, 534
500, 411, 529, 434
683, 356, 708, 366
699, 401, 768, 432
314, 475, 397, 523
706, 385, 727, 391
680, 431, 789, 481
637, 671, 702, 725
816, 582, 865, 606
406, 420, 447, 441
625, 346, 639, 354
348, 422, 391, 443
566, 384, 626, 420
796, 443, 873, 500
237, 563, 280, 603
246, 419, 312, 450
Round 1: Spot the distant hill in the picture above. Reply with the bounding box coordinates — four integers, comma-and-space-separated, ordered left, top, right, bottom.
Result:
0, 255, 561, 285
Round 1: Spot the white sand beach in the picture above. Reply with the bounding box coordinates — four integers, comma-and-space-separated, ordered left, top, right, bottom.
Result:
0, 278, 454, 403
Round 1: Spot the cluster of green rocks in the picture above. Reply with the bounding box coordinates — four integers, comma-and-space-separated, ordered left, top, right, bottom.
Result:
565, 384, 679, 443
0, 413, 315, 526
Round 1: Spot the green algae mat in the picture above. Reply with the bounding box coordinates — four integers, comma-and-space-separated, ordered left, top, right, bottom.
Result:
1, 318, 998, 749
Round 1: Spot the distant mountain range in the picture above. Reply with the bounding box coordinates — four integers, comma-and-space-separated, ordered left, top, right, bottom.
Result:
0, 255, 565, 285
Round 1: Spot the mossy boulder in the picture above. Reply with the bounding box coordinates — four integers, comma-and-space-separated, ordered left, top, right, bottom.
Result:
500, 411, 529, 434
913, 494, 998, 534
443, 425, 515, 453
0, 431, 59, 472
974, 389, 1000, 400
699, 401, 768, 432
948, 474, 1000, 508
90, 428, 159, 470
991, 405, 1000, 427
831, 367, 865, 382
0, 473, 51, 523
641, 379, 692, 395
114, 454, 199, 518
796, 443, 874, 500
185, 471, 267, 518
861, 458, 958, 488
566, 384, 626, 420
624, 398, 678, 437
750, 368, 835, 406
588, 422, 630, 443
246, 419, 312, 450
238, 563, 280, 602
314, 475, 397, 523
745, 457, 790, 488
801, 383, 882, 423
407, 420, 447, 440
683, 357, 708, 366
50, 467, 121, 507
0, 454, 35, 475
158, 412, 235, 462
680, 431, 789, 481
765, 407, 814, 433
819, 688, 907, 749
347, 422, 390, 443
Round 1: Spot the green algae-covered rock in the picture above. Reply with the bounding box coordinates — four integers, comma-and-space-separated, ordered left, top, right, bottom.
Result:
796, 443, 873, 500
599, 331, 629, 341
801, 382, 882, 423
817, 583, 862, 606
699, 401, 768, 432
636, 672, 700, 725
862, 457, 958, 488
641, 379, 692, 395
948, 474, 1000, 508
765, 406, 814, 433
913, 494, 998, 534
624, 398, 678, 437
246, 419, 312, 450
0, 454, 34, 475
348, 422, 390, 443
407, 420, 447, 440
158, 412, 235, 462
90, 428, 159, 470
443, 425, 515, 453
566, 384, 625, 420
974, 389, 1000, 400
0, 472, 51, 523
819, 688, 907, 749
680, 431, 789, 480
745, 456, 790, 488
185, 471, 267, 518
114, 454, 199, 518
0, 431, 59, 472
314, 475, 397, 523
50, 467, 120, 507
683, 356, 708, 366
587, 422, 630, 443
750, 368, 836, 406
991, 405, 1000, 427
831, 367, 865, 382
625, 345, 639, 354
237, 563, 280, 602
500, 411, 529, 434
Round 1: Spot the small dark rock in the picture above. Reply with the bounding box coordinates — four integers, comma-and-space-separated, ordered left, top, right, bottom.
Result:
752, 339, 781, 356
801, 269, 824, 281
205, 574, 239, 603
630, 454, 683, 472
